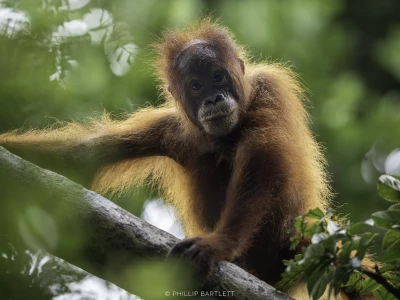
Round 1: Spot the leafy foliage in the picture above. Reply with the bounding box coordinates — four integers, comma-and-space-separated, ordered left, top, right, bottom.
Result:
278, 175, 400, 299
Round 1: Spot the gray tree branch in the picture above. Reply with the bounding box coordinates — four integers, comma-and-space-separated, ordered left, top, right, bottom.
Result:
0, 146, 292, 300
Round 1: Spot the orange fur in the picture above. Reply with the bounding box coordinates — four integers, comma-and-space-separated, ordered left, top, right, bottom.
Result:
95, 21, 330, 236
0, 19, 336, 298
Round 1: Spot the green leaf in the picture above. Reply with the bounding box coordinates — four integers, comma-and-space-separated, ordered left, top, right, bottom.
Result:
295, 216, 306, 234
374, 286, 398, 300
378, 264, 395, 274
304, 222, 319, 236
383, 239, 400, 262
314, 220, 327, 234
276, 276, 295, 293
378, 175, 400, 202
305, 259, 332, 298
388, 274, 400, 286
344, 272, 362, 289
355, 232, 377, 260
307, 207, 325, 219
389, 203, 400, 211
354, 274, 364, 292
310, 273, 331, 300
277, 258, 305, 292
348, 221, 374, 235
372, 210, 400, 230
290, 238, 300, 250
322, 235, 337, 254
304, 244, 325, 260
293, 254, 303, 261
331, 265, 352, 294
360, 232, 378, 247
360, 277, 380, 295
383, 230, 400, 250
338, 241, 353, 264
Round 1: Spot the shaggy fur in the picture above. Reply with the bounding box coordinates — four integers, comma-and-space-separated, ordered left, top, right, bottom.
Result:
0, 20, 343, 298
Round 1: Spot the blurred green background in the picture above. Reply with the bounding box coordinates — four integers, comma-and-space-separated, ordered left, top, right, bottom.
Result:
0, 0, 399, 299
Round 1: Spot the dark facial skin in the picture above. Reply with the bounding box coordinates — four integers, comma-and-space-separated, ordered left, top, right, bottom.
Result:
171, 42, 244, 137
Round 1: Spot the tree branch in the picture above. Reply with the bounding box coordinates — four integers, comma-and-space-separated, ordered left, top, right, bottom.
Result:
0, 146, 292, 300
361, 268, 400, 299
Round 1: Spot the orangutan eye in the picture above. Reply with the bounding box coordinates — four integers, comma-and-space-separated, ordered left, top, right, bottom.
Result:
192, 82, 202, 90
213, 72, 224, 82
